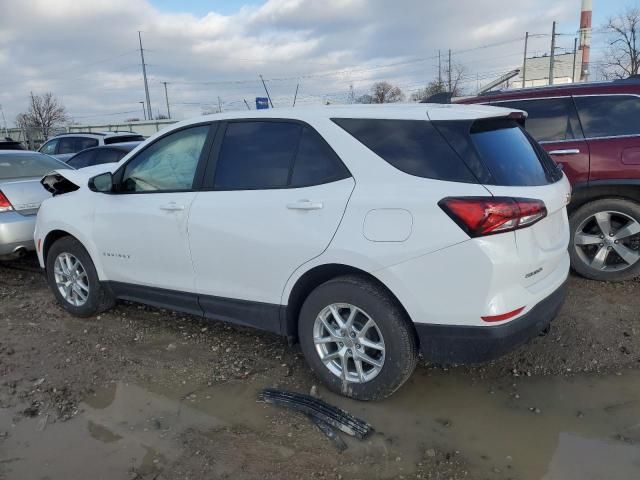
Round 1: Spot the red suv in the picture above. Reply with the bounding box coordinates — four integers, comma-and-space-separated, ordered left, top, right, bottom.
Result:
459, 78, 640, 281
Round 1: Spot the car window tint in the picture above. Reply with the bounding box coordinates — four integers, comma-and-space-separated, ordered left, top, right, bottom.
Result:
493, 98, 581, 142
291, 127, 349, 187
77, 137, 98, 150
67, 150, 95, 169
121, 125, 209, 192
40, 139, 58, 155
93, 148, 125, 165
574, 95, 640, 138
471, 119, 551, 186
58, 137, 79, 154
332, 118, 476, 183
214, 121, 301, 189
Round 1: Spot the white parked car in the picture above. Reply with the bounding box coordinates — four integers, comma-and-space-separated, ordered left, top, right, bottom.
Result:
34, 105, 571, 400
39, 132, 145, 162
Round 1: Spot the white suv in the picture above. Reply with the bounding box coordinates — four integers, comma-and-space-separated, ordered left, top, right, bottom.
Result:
34, 105, 571, 400
39, 132, 145, 162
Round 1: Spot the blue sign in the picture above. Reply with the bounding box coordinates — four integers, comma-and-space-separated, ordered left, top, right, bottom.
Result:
256, 97, 269, 110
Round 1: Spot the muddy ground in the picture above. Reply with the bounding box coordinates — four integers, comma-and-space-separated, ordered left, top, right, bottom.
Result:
1, 254, 639, 480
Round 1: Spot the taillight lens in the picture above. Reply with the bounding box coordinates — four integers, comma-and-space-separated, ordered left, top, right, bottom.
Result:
439, 197, 547, 237
0, 191, 13, 212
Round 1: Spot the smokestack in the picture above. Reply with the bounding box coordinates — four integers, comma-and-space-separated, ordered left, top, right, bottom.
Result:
579, 0, 592, 81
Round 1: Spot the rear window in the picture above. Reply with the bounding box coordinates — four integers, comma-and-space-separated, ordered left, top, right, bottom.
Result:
0, 153, 70, 180
104, 135, 145, 145
470, 119, 558, 186
332, 118, 476, 183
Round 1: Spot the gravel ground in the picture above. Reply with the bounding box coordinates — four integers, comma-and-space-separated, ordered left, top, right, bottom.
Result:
0, 254, 639, 479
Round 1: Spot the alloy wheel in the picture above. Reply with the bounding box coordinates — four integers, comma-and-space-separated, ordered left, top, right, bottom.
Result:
53, 252, 90, 307
313, 303, 385, 383
574, 210, 640, 272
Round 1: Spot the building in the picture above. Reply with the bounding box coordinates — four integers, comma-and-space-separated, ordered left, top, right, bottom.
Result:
511, 52, 583, 89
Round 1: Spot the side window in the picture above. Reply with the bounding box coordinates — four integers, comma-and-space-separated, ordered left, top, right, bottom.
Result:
290, 127, 349, 187
77, 137, 99, 150
40, 139, 58, 155
494, 98, 582, 142
58, 137, 79, 154
121, 125, 209, 192
214, 121, 301, 189
93, 148, 126, 166
574, 95, 640, 138
67, 150, 95, 169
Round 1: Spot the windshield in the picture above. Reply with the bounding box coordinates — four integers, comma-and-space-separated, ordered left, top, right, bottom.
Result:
0, 153, 71, 180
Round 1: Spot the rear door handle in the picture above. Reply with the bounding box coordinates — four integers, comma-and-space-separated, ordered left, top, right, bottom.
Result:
160, 203, 186, 211
286, 200, 323, 210
548, 149, 580, 156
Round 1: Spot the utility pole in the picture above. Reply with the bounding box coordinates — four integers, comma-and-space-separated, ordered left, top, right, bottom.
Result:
522, 32, 529, 88
447, 49, 452, 93
243, 99, 251, 110
259, 74, 274, 108
139, 101, 146, 121
162, 82, 171, 118
572, 37, 578, 83
138, 31, 153, 120
438, 50, 442, 87
217, 96, 222, 113
549, 21, 557, 85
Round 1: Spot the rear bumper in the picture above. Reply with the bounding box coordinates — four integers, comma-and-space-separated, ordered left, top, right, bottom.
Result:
0, 212, 36, 256
416, 280, 567, 364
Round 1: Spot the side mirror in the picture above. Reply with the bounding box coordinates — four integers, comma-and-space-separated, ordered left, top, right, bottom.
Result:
89, 172, 114, 193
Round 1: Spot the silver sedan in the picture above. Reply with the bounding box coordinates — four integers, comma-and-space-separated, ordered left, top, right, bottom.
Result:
0, 151, 71, 258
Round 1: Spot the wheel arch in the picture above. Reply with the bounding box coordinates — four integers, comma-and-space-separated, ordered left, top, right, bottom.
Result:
42, 229, 104, 279
569, 182, 640, 214
283, 263, 415, 343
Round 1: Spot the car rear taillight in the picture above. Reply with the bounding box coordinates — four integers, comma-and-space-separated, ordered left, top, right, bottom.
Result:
439, 197, 547, 237
0, 191, 13, 212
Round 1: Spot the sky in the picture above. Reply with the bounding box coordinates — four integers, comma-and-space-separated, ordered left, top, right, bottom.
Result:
0, 0, 638, 128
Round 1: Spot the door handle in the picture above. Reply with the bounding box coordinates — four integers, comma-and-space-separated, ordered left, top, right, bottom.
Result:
159, 203, 186, 211
548, 149, 580, 156
286, 200, 323, 210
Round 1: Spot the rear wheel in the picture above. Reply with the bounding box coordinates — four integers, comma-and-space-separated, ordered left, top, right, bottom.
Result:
569, 199, 640, 282
46, 236, 115, 317
298, 275, 418, 400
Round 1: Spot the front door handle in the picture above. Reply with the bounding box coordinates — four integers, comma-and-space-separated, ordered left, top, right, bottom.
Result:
286, 200, 323, 210
548, 149, 580, 156
160, 203, 186, 211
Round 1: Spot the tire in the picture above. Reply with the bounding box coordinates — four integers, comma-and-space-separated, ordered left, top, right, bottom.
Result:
45, 236, 115, 317
569, 198, 640, 282
298, 275, 418, 401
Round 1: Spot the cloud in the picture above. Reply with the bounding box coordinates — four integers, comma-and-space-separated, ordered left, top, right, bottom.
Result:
0, 0, 582, 125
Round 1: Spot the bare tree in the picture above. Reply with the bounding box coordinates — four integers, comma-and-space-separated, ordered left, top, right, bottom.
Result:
411, 63, 466, 102
19, 92, 68, 140
410, 80, 446, 102
369, 82, 405, 103
601, 7, 640, 79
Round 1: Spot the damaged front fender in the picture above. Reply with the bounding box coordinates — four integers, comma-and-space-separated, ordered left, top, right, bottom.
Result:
40, 166, 114, 196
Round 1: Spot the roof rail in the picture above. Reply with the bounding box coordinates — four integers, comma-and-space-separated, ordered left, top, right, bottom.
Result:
55, 131, 107, 136
476, 79, 631, 97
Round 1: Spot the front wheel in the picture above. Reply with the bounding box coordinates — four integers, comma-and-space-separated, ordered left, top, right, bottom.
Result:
298, 275, 418, 401
569, 198, 640, 282
46, 236, 115, 317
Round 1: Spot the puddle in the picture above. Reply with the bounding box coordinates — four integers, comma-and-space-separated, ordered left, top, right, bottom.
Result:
1, 369, 639, 479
